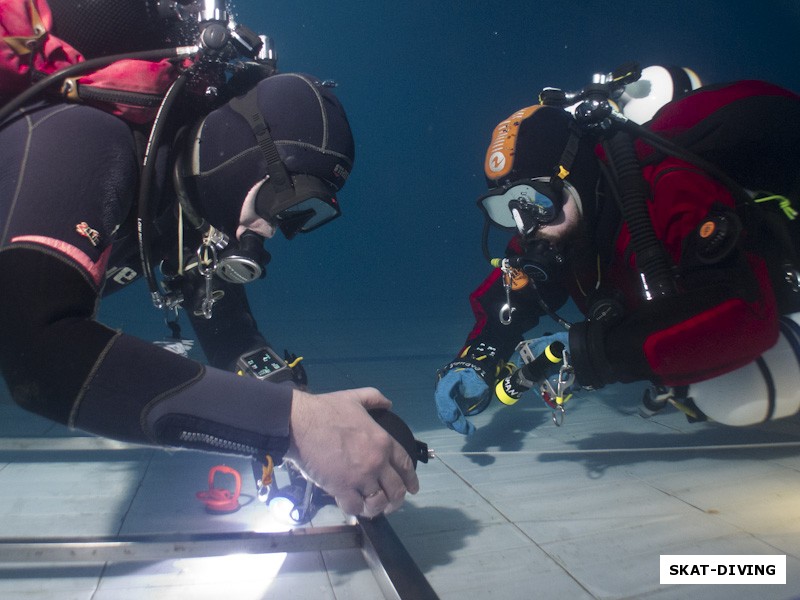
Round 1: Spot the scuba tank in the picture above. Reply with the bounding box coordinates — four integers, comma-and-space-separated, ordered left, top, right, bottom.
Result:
686, 312, 800, 426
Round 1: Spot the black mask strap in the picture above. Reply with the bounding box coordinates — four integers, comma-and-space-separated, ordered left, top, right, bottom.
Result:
227, 88, 294, 197
549, 121, 583, 195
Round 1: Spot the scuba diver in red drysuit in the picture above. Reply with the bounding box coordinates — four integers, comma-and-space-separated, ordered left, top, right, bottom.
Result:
435, 65, 800, 434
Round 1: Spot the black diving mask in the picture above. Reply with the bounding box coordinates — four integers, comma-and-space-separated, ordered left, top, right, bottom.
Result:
225, 88, 343, 241
255, 173, 341, 240
478, 177, 563, 235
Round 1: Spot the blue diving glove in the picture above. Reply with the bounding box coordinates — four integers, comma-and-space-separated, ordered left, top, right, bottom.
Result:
435, 341, 522, 435
434, 367, 491, 435
527, 331, 569, 359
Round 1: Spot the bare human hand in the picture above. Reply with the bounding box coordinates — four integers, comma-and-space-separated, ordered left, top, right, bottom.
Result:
285, 387, 420, 518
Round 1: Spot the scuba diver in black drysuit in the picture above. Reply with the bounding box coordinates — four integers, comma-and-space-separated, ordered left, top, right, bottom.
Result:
0, 0, 420, 519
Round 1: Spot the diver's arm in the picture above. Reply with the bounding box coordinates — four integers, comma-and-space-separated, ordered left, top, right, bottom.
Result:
0, 247, 418, 516
444, 267, 543, 387
459, 247, 568, 377
182, 276, 270, 371
569, 166, 780, 387
570, 255, 779, 387
462, 268, 537, 359
0, 247, 292, 459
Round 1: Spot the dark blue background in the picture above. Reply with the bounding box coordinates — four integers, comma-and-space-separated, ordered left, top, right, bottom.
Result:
232, 0, 800, 322
104, 1, 800, 341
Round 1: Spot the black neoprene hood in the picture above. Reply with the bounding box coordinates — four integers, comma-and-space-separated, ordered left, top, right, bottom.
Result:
189, 73, 355, 235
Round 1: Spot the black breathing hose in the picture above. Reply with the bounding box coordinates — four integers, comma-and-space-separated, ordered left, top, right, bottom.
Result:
617, 118, 753, 206
0, 46, 196, 125
137, 70, 192, 307
605, 130, 676, 300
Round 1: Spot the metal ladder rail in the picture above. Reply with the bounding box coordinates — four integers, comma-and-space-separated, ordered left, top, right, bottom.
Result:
0, 515, 439, 600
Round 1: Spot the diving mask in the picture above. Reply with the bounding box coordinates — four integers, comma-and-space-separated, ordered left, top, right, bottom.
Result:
478, 177, 563, 235
255, 173, 341, 240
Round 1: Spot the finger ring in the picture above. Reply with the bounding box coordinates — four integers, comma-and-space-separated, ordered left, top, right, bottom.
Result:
364, 489, 382, 499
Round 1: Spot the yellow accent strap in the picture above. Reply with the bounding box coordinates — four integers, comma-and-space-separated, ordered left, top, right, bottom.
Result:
556, 165, 570, 180
287, 356, 304, 369
465, 399, 483, 413
498, 362, 516, 378
612, 68, 638, 84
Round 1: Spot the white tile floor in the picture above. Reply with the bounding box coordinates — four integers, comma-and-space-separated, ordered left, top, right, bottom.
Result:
1, 313, 799, 599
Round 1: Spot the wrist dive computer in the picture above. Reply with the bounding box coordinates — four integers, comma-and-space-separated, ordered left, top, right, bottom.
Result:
236, 346, 293, 383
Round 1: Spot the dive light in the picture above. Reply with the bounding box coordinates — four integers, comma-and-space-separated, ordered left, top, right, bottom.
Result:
261, 409, 431, 525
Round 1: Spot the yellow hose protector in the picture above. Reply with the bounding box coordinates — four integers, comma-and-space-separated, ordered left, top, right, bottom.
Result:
495, 343, 563, 406
543, 344, 561, 363
495, 380, 520, 405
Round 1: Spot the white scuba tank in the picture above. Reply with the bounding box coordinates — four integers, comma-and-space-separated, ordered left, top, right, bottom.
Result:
688, 312, 800, 426
618, 65, 703, 124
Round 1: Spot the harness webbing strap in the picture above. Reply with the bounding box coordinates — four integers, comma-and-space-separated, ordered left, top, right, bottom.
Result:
550, 122, 582, 193
227, 89, 291, 193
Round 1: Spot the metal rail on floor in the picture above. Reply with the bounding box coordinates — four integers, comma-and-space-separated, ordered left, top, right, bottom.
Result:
358, 515, 439, 600
0, 515, 439, 600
